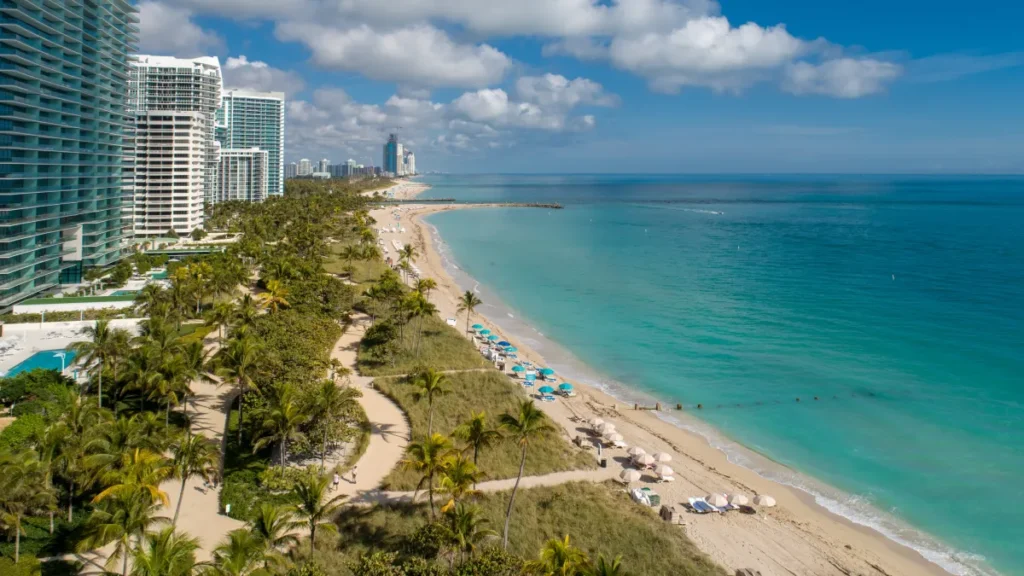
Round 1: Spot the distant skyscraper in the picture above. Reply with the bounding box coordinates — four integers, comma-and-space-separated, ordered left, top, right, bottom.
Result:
299, 158, 311, 176
346, 159, 356, 177
285, 163, 298, 179
216, 90, 285, 197
0, 1, 138, 308
383, 134, 401, 175
217, 149, 268, 203
317, 158, 330, 173
127, 56, 222, 235
404, 150, 416, 175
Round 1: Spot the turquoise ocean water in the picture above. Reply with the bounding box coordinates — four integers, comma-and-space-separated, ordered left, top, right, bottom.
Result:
417, 175, 1024, 576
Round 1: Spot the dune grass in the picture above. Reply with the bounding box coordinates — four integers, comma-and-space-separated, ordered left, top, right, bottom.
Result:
324, 242, 391, 290
298, 482, 724, 576
376, 370, 594, 490
357, 314, 491, 377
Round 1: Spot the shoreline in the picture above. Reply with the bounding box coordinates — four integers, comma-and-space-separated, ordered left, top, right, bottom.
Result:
368, 199, 975, 576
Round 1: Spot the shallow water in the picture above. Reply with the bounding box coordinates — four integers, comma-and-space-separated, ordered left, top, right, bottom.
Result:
419, 174, 1024, 576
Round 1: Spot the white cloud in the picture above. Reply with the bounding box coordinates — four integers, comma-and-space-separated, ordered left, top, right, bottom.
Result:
223, 55, 305, 97
609, 16, 806, 93
137, 1, 224, 57
515, 74, 619, 108
783, 58, 902, 98
275, 23, 510, 88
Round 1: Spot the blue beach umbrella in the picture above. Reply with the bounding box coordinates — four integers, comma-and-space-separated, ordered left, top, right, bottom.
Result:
539, 386, 555, 394
540, 368, 555, 376
479, 329, 491, 336
472, 324, 484, 330
511, 365, 525, 373
559, 383, 573, 391
487, 335, 499, 341
504, 346, 518, 353
525, 374, 536, 381
497, 341, 511, 347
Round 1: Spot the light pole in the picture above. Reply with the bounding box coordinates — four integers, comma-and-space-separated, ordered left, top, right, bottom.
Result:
97, 358, 103, 409
54, 351, 67, 373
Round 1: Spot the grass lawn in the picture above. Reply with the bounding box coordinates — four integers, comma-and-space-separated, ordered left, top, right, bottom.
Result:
324, 242, 391, 291
297, 482, 723, 576
357, 314, 491, 377
376, 370, 594, 490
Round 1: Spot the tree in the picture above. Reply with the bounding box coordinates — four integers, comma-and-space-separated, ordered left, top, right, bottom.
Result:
170, 434, 220, 526
445, 503, 496, 564
191, 228, 208, 241
498, 400, 554, 549
252, 384, 307, 466
179, 340, 217, 428
79, 488, 168, 576
412, 368, 450, 436
399, 243, 417, 265
290, 470, 346, 555
452, 412, 501, 468
340, 245, 362, 275
585, 555, 626, 576
92, 447, 172, 508
415, 278, 437, 299
456, 291, 483, 335
71, 319, 132, 407
215, 336, 262, 443
438, 454, 484, 512
0, 450, 56, 563
206, 528, 266, 576
130, 526, 201, 576
249, 503, 300, 568
403, 433, 453, 520
207, 301, 237, 342
305, 380, 361, 472
260, 279, 290, 313
526, 535, 589, 576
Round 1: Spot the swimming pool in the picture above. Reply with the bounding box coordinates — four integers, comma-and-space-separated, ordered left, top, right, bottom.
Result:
150, 271, 168, 280
111, 290, 137, 296
3, 349, 77, 377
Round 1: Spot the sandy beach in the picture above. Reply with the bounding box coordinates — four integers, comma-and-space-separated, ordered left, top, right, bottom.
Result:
368, 198, 949, 576
363, 179, 432, 200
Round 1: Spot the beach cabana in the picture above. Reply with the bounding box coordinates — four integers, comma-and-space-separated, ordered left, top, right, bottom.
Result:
539, 385, 555, 394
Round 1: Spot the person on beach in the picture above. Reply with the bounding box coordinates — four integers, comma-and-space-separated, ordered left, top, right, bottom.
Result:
332, 472, 341, 490
350, 465, 358, 483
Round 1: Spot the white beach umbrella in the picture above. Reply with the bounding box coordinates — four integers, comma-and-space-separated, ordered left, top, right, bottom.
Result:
706, 494, 729, 507
753, 495, 776, 507
589, 418, 605, 428
596, 422, 617, 435
653, 452, 672, 463
654, 464, 674, 477
619, 469, 641, 483
603, 432, 623, 443
728, 494, 749, 506
635, 454, 656, 466
627, 446, 646, 457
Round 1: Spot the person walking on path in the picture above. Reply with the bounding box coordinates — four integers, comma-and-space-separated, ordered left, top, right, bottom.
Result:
350, 465, 358, 483
332, 472, 341, 490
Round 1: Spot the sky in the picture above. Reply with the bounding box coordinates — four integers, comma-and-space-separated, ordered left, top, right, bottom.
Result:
138, 0, 1024, 174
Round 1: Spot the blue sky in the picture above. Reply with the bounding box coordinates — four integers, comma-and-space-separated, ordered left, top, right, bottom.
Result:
139, 0, 1024, 174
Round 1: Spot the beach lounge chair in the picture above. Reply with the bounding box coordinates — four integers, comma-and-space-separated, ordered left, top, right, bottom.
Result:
687, 498, 721, 514
541, 394, 556, 402
659, 475, 675, 483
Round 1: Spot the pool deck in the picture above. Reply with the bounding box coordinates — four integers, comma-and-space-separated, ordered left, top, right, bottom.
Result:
0, 320, 143, 377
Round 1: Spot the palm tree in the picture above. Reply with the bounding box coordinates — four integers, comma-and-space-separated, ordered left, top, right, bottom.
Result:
130, 526, 200, 576
0, 450, 56, 563
70, 319, 132, 407
35, 423, 68, 534
306, 380, 361, 471
438, 454, 484, 512
170, 434, 220, 526
445, 503, 496, 564
249, 503, 300, 567
79, 488, 168, 576
206, 528, 266, 576
399, 243, 417, 265
290, 470, 346, 555
452, 411, 501, 467
206, 301, 237, 342
415, 278, 437, 298
234, 294, 261, 331
402, 433, 453, 519
407, 293, 438, 355
123, 348, 165, 413
499, 400, 554, 549
340, 244, 362, 275
526, 535, 589, 576
259, 279, 290, 313
456, 290, 484, 335
134, 284, 167, 316
252, 384, 307, 465
92, 448, 173, 508
585, 554, 626, 576
215, 336, 262, 443
412, 368, 450, 436
179, 340, 216, 429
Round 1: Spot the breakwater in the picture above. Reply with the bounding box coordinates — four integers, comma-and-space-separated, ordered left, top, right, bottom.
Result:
378, 199, 563, 209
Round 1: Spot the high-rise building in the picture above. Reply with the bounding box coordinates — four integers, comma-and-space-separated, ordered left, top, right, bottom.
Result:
130, 112, 207, 236
216, 90, 285, 198
298, 158, 311, 176
404, 150, 416, 175
285, 163, 298, 179
217, 148, 268, 203
383, 134, 401, 175
317, 158, 330, 174
0, 1, 138, 308
346, 159, 356, 177
127, 56, 222, 235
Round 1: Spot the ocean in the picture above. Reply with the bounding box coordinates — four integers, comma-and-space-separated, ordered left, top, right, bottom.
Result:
416, 174, 1024, 576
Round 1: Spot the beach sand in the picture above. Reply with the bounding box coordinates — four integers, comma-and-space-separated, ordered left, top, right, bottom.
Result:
368, 199, 949, 576
363, 179, 431, 200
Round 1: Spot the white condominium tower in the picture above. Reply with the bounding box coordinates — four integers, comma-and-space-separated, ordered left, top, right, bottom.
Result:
126, 56, 222, 235
216, 89, 285, 198
217, 148, 268, 203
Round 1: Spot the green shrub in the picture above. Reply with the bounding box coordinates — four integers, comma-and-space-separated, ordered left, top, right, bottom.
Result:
0, 413, 46, 451
0, 555, 41, 576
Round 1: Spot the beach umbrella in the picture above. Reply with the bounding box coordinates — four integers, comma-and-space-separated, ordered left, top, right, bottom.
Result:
497, 341, 511, 347
479, 329, 491, 335
504, 346, 518, 353
472, 324, 484, 330
619, 469, 641, 483
596, 422, 616, 435
604, 432, 623, 443
558, 383, 573, 391
635, 454, 655, 466
589, 418, 605, 428
487, 335, 499, 341
728, 494, 749, 506
653, 452, 672, 463
753, 495, 776, 507
627, 446, 646, 458
706, 494, 729, 507
655, 464, 674, 477
540, 368, 555, 376
511, 365, 525, 373
525, 374, 536, 381
539, 385, 555, 394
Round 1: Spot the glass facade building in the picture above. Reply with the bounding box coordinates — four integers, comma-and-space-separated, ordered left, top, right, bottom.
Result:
216, 89, 284, 197
0, 0, 138, 309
